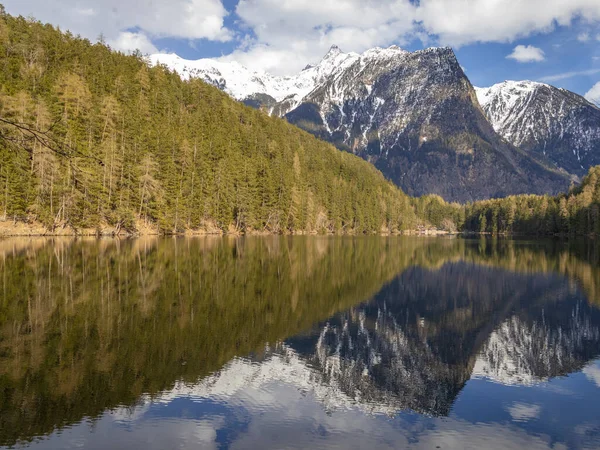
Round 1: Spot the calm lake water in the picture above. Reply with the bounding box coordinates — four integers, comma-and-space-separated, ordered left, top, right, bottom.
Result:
1, 236, 600, 449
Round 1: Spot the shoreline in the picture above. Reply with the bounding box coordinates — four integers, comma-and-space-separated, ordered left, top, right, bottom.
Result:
0, 220, 453, 238
2, 221, 593, 239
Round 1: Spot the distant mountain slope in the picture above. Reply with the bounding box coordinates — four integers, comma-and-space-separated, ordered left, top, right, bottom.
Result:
150, 45, 358, 115
155, 47, 571, 202
476, 80, 600, 177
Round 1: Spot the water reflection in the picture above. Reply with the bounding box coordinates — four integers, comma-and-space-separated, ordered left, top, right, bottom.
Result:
1, 236, 600, 449
287, 263, 600, 416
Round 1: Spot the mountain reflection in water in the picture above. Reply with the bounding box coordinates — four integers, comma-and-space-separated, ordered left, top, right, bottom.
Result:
1, 236, 600, 449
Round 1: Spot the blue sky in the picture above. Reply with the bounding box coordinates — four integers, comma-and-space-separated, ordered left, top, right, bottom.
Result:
4, 0, 600, 101
452, 22, 600, 95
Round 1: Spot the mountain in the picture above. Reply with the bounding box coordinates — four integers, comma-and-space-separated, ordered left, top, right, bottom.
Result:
153, 46, 571, 202
149, 45, 357, 114
476, 80, 600, 177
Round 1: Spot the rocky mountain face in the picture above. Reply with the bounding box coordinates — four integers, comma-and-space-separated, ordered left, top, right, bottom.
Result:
284, 47, 572, 201
152, 47, 572, 202
476, 81, 600, 177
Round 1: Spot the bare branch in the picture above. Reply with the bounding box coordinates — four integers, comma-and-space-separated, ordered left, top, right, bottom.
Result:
0, 116, 104, 165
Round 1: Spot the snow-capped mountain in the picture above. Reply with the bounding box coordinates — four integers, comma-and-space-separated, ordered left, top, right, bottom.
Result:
152, 46, 571, 202
476, 80, 600, 176
150, 45, 360, 115
472, 311, 600, 385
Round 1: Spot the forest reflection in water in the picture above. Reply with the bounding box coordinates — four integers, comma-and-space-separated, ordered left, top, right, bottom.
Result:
1, 236, 600, 449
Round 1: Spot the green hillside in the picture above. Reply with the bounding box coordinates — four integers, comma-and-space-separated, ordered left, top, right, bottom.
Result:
0, 8, 418, 234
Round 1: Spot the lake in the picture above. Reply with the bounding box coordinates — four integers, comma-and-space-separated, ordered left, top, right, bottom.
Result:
1, 236, 600, 449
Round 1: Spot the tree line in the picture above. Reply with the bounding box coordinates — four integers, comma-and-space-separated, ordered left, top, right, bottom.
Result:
462, 167, 600, 236
411, 168, 600, 236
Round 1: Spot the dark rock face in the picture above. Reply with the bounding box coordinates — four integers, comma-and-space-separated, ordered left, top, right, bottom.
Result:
281, 48, 570, 202
477, 81, 600, 178
242, 93, 278, 110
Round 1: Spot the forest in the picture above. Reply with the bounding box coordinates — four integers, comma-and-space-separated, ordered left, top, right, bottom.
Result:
0, 8, 417, 235
1, 7, 600, 236
462, 167, 600, 236
413, 170, 600, 236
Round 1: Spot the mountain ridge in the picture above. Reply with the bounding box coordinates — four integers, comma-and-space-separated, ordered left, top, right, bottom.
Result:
476, 80, 600, 177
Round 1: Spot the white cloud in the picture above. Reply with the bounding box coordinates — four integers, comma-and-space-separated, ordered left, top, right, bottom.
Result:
507, 45, 546, 63
228, 0, 600, 74
109, 32, 159, 55
540, 68, 600, 82
228, 0, 417, 75
585, 81, 600, 106
578, 32, 591, 41
4, 0, 600, 74
2, 0, 231, 54
507, 402, 542, 422
416, 0, 600, 46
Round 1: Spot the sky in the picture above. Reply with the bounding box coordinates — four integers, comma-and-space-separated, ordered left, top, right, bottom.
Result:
3, 0, 600, 103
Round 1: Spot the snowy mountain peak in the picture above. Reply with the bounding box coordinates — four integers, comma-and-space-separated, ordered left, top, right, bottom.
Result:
150, 45, 414, 105
150, 45, 358, 104
413, 46, 456, 60
475, 80, 546, 110
476, 79, 600, 176
148, 52, 279, 100
324, 44, 343, 59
